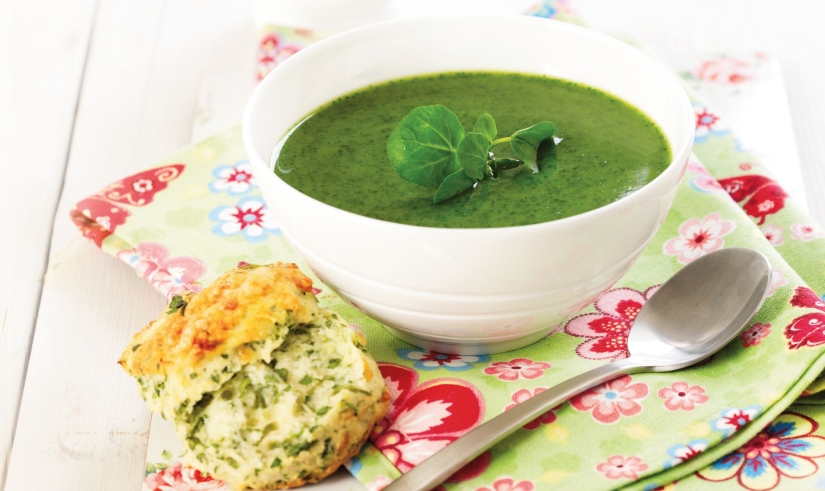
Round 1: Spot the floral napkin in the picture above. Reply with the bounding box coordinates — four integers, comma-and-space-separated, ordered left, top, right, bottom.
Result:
72, 2, 825, 491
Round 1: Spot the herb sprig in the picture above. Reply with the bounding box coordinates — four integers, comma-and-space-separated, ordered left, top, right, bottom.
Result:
166, 294, 188, 316
387, 105, 557, 203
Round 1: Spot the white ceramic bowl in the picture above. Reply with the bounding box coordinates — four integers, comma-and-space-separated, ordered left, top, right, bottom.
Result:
243, 14, 694, 355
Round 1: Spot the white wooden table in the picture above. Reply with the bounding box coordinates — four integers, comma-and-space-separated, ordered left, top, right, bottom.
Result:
2, 1, 825, 489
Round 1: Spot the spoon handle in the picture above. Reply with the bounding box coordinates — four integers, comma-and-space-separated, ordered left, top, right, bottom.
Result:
383, 358, 644, 491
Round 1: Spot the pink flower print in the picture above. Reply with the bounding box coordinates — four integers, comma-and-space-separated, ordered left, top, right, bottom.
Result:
564, 286, 660, 360
767, 268, 788, 296
687, 160, 723, 193
663, 213, 736, 264
255, 32, 304, 81
658, 382, 709, 411
209, 160, 256, 196
742, 323, 771, 348
483, 358, 551, 381
371, 364, 484, 472
116, 242, 206, 300
596, 455, 648, 480
476, 477, 535, 491
570, 375, 649, 424
712, 406, 761, 437
740, 163, 753, 171
761, 224, 785, 246
143, 461, 229, 491
695, 57, 754, 84
791, 222, 825, 242
504, 388, 559, 430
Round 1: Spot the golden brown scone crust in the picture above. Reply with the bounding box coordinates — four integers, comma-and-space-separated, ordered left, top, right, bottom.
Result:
120, 262, 314, 375
119, 263, 389, 490
119, 263, 320, 419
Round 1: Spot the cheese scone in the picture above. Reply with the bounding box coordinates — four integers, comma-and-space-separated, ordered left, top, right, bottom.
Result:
119, 263, 389, 490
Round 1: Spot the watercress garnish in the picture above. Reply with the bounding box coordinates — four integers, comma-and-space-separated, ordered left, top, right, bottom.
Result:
166, 294, 188, 316
386, 105, 464, 187
387, 105, 556, 203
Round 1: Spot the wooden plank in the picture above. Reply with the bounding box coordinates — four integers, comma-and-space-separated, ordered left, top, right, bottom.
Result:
4, 0, 254, 489
0, 0, 97, 485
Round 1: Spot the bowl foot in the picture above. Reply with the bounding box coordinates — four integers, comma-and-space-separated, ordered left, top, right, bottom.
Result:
382, 325, 555, 355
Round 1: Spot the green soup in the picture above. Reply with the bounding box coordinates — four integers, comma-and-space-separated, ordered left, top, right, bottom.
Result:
274, 72, 671, 228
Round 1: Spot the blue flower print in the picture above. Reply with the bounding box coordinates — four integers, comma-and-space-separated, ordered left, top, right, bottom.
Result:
711, 405, 761, 437
209, 196, 280, 243
663, 439, 708, 468
209, 160, 257, 195
397, 348, 490, 372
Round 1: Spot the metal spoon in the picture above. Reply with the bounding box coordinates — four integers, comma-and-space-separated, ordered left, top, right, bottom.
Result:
384, 247, 771, 491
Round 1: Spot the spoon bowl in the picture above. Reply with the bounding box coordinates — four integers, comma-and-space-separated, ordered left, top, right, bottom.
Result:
385, 247, 772, 491
629, 247, 772, 369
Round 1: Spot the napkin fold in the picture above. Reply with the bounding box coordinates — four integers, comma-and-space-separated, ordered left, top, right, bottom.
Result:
73, 3, 825, 491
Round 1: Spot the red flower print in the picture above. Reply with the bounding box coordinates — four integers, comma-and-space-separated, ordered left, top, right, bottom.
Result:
695, 108, 719, 130
742, 323, 772, 348
132, 178, 153, 193
784, 286, 825, 349
695, 57, 754, 84
504, 388, 559, 430
718, 175, 789, 225
371, 363, 484, 473
116, 242, 207, 300
476, 476, 535, 491
663, 213, 736, 264
697, 412, 825, 491
72, 196, 130, 244
144, 461, 229, 491
692, 103, 731, 143
564, 286, 660, 360
99, 164, 184, 207
791, 222, 825, 242
596, 455, 648, 480
658, 381, 709, 411
570, 375, 649, 424
72, 164, 185, 247
483, 358, 551, 381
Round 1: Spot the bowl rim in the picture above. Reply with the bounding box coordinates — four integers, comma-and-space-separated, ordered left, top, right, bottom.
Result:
242, 13, 695, 235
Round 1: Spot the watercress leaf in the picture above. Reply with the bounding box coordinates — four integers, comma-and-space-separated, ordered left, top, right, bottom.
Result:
510, 121, 556, 173
433, 169, 476, 204
492, 158, 521, 171
473, 113, 497, 141
387, 105, 465, 187
536, 139, 559, 177
457, 132, 491, 180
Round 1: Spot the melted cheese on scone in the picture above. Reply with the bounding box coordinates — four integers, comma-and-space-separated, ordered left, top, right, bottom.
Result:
118, 263, 319, 420
119, 263, 389, 490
